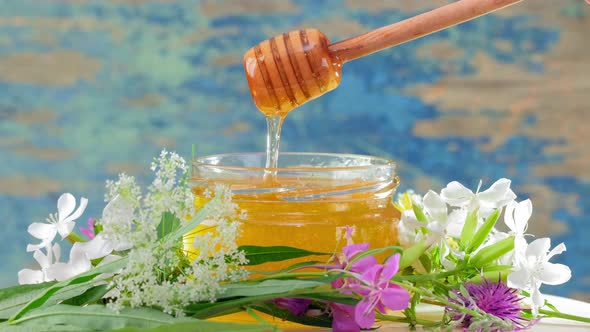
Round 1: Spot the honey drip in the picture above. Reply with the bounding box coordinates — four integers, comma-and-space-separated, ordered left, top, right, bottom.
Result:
264, 115, 284, 171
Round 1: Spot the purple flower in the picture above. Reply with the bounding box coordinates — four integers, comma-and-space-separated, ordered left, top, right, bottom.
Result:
352, 254, 411, 328
79, 218, 95, 239
446, 279, 535, 331
330, 303, 359, 332
273, 298, 311, 316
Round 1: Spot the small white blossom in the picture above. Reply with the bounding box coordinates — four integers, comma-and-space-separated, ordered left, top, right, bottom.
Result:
440, 178, 516, 217
89, 195, 135, 258
46, 242, 92, 281
105, 173, 142, 206
504, 199, 532, 253
27, 193, 88, 252
423, 191, 466, 241
507, 238, 571, 315
398, 209, 424, 247
18, 243, 61, 284
422, 191, 467, 264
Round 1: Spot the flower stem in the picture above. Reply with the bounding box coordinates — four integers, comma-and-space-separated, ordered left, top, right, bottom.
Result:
396, 282, 483, 319
539, 309, 590, 324
251, 271, 334, 281
376, 312, 437, 326
65, 232, 86, 244
392, 269, 462, 282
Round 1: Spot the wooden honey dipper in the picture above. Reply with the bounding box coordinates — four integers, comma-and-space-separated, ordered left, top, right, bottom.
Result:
244, 0, 523, 116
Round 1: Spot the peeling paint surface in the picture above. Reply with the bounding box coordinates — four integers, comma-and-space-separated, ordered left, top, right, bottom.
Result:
0, 0, 588, 300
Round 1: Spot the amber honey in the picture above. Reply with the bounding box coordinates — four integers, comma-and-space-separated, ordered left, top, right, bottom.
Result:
243, 29, 342, 117
185, 152, 400, 271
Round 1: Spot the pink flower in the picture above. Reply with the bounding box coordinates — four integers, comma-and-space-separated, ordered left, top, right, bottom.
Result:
352, 254, 411, 328
332, 243, 378, 290
330, 303, 359, 332
79, 218, 95, 239
273, 298, 311, 316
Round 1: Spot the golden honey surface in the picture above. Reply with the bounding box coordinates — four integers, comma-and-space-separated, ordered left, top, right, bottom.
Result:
185, 176, 400, 270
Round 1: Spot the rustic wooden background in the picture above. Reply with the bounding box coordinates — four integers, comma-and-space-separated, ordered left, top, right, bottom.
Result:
0, 0, 588, 300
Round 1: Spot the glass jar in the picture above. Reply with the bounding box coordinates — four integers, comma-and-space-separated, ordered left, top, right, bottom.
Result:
187, 152, 400, 270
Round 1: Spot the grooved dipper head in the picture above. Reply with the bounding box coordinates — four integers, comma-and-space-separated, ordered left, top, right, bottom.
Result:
243, 29, 342, 117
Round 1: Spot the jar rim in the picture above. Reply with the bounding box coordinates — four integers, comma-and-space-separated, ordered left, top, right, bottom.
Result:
192, 152, 396, 172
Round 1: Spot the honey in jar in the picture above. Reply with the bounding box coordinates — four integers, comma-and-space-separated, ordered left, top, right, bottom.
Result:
185, 152, 400, 270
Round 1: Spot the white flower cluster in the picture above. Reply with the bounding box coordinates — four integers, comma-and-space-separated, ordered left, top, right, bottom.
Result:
396, 178, 572, 315
145, 149, 194, 222
19, 149, 247, 316
101, 150, 245, 315
108, 184, 248, 316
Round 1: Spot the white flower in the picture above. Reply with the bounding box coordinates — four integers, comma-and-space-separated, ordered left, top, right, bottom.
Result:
46, 242, 92, 281
423, 191, 466, 238
27, 193, 88, 252
397, 209, 424, 247
440, 178, 516, 216
80, 195, 135, 260
504, 199, 532, 253
422, 191, 466, 261
507, 238, 571, 315
18, 243, 61, 284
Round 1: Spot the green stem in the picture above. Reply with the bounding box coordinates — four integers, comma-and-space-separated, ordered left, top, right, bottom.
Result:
393, 269, 462, 283
65, 232, 86, 244
376, 313, 437, 326
397, 282, 483, 319
251, 272, 333, 281
540, 309, 590, 324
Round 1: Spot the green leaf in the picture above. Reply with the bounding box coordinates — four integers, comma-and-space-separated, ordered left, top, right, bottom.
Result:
0, 322, 94, 332
469, 269, 511, 284
9, 257, 128, 322
0, 283, 55, 320
219, 279, 326, 299
156, 212, 181, 240
238, 245, 329, 266
62, 284, 109, 306
163, 199, 215, 242
249, 302, 332, 328
412, 204, 428, 222
466, 209, 501, 253
348, 245, 403, 266
399, 242, 427, 269
187, 288, 337, 319
460, 210, 479, 250
250, 260, 323, 275
11, 304, 192, 330
418, 253, 432, 273
297, 292, 358, 306
109, 320, 268, 332
470, 236, 514, 267
44, 281, 107, 308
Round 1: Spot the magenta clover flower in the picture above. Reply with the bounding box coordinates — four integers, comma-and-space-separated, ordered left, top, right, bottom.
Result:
446, 279, 535, 331
351, 253, 411, 328
79, 218, 95, 239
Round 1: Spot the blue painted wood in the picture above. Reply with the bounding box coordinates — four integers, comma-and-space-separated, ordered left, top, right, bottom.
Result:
0, 0, 588, 300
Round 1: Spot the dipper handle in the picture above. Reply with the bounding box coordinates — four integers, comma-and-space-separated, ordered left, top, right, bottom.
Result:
329, 0, 523, 63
